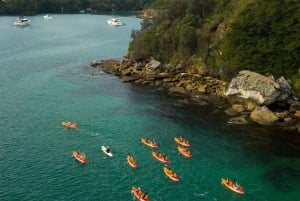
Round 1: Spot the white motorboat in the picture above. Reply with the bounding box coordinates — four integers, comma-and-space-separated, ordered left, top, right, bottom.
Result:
43, 14, 52, 20
13, 16, 30, 26
107, 17, 123, 26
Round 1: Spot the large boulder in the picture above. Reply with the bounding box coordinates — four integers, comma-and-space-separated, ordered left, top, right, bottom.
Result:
276, 76, 292, 101
145, 58, 161, 70
225, 70, 281, 105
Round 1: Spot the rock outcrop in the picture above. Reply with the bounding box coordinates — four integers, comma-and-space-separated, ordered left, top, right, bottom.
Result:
225, 70, 282, 105
91, 58, 300, 133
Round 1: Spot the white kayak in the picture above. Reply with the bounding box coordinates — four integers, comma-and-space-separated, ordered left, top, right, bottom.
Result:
101, 146, 113, 157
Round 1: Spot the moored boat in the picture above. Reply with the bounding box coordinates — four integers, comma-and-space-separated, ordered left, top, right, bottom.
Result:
141, 138, 158, 148
221, 178, 245, 194
131, 186, 149, 201
174, 136, 190, 147
152, 151, 170, 164
72, 151, 87, 164
107, 17, 123, 26
43, 14, 52, 20
127, 154, 138, 168
62, 121, 79, 129
163, 166, 179, 182
13, 16, 30, 26
177, 146, 192, 158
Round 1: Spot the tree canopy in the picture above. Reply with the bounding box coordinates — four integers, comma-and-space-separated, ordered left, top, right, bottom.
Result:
129, 0, 300, 86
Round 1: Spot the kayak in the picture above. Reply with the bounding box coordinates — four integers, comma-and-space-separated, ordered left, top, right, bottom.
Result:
177, 146, 192, 158
221, 178, 245, 194
163, 166, 179, 182
152, 151, 170, 164
62, 121, 78, 129
127, 154, 138, 168
141, 138, 158, 148
72, 151, 87, 164
174, 136, 190, 147
131, 186, 149, 201
101, 146, 113, 157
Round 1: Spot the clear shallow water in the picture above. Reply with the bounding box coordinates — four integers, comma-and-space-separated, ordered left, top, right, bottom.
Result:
0, 14, 300, 201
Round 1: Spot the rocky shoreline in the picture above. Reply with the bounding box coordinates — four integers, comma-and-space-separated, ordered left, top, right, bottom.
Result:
90, 57, 300, 134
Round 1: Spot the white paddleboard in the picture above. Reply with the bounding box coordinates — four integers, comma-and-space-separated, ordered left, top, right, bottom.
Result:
101, 146, 113, 157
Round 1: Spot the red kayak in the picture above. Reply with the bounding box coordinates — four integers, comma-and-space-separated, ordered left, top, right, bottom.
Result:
152, 151, 170, 164
221, 178, 245, 194
174, 136, 190, 147
141, 138, 158, 148
127, 154, 138, 168
72, 151, 87, 164
131, 186, 149, 201
177, 146, 192, 158
164, 166, 179, 182
62, 121, 78, 129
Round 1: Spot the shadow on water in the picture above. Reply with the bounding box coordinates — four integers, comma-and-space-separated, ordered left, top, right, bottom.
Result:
128, 84, 300, 157
263, 165, 300, 192
128, 83, 300, 193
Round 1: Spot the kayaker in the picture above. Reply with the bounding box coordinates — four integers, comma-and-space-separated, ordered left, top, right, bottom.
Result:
235, 182, 241, 189
142, 193, 148, 199
137, 189, 142, 197
106, 147, 110, 153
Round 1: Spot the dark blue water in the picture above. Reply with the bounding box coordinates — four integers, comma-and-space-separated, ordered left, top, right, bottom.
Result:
0, 14, 299, 201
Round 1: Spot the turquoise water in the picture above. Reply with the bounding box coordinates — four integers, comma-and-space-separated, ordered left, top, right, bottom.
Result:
0, 14, 300, 201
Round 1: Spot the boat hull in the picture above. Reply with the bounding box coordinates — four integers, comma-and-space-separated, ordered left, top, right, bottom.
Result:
43, 15, 52, 20
107, 18, 123, 26
131, 186, 149, 201
141, 138, 158, 148
152, 151, 170, 164
62, 121, 78, 129
174, 137, 190, 147
221, 178, 245, 194
163, 167, 179, 182
177, 146, 192, 158
127, 155, 138, 168
72, 151, 87, 164
101, 146, 113, 157
13, 17, 30, 26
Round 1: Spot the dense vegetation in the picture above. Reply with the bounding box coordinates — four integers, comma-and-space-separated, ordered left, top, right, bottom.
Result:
129, 0, 300, 89
0, 0, 154, 14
